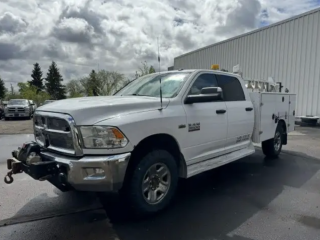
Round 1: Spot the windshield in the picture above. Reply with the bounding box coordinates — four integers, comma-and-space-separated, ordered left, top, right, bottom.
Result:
115, 72, 191, 98
8, 99, 28, 105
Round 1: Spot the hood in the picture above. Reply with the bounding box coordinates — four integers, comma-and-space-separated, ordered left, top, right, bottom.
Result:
35, 96, 170, 125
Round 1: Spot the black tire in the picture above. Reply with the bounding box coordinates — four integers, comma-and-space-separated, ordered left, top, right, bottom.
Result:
125, 149, 178, 216
262, 123, 284, 158
4, 117, 8, 121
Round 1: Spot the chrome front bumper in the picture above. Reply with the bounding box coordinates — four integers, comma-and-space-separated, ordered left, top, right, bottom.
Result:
5, 112, 30, 118
41, 151, 131, 192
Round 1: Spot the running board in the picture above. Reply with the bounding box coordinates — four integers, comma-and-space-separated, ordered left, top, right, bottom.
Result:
187, 143, 255, 178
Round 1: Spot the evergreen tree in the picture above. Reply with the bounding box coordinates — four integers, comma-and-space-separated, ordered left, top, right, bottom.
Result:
88, 70, 100, 96
29, 63, 44, 91
45, 61, 66, 99
0, 77, 6, 99
10, 84, 14, 95
57, 85, 67, 99
149, 65, 156, 73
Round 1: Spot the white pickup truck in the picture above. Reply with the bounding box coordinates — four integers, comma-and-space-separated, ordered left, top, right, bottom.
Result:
4, 69, 296, 216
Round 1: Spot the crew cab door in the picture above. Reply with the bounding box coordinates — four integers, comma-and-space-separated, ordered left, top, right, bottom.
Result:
215, 74, 254, 152
182, 73, 228, 165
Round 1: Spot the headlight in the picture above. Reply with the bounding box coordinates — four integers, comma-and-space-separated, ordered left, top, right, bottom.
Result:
80, 126, 128, 149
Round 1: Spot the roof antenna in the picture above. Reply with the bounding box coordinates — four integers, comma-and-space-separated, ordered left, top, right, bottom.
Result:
157, 37, 163, 111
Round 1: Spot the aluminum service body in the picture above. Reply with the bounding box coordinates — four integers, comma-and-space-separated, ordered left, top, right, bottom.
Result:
174, 7, 320, 117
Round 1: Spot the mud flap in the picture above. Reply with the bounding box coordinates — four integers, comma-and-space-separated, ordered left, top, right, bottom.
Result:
283, 133, 288, 145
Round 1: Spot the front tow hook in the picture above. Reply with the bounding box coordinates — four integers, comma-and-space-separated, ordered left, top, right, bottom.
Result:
4, 158, 23, 184
4, 170, 14, 184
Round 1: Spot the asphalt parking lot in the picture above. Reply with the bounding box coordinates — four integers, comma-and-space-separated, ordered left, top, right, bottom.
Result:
0, 119, 33, 135
0, 126, 320, 240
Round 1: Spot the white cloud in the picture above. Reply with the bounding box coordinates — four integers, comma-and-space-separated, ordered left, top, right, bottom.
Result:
0, 0, 319, 89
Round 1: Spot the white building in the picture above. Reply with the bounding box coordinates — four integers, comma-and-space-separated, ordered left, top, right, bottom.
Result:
173, 7, 320, 117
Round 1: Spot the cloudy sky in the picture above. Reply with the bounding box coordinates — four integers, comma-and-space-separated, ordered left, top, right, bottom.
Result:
0, 0, 320, 89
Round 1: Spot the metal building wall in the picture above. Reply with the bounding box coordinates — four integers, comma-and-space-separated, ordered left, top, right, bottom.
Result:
174, 8, 320, 117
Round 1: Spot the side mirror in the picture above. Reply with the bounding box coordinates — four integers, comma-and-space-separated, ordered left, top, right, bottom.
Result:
185, 87, 223, 104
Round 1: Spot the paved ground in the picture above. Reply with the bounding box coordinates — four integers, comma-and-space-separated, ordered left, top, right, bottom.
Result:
0, 119, 33, 135
0, 134, 118, 240
285, 126, 320, 159
0, 126, 320, 240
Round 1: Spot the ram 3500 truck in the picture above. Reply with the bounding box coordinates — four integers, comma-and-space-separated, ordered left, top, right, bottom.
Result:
4, 99, 34, 120
4, 69, 296, 216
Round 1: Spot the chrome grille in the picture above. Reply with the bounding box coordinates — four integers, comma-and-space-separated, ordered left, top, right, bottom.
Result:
47, 117, 70, 131
17, 107, 25, 112
8, 107, 16, 113
33, 112, 83, 156
7, 107, 27, 113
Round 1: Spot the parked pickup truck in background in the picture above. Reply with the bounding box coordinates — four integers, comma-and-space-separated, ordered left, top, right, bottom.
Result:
28, 100, 37, 114
4, 69, 296, 216
4, 99, 34, 120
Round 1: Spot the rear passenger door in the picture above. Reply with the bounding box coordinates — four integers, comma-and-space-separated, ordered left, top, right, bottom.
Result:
216, 74, 254, 153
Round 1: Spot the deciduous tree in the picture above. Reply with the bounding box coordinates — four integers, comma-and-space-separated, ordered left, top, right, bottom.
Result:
135, 61, 156, 78
17, 82, 50, 105
79, 70, 126, 96
97, 70, 125, 95
66, 80, 84, 98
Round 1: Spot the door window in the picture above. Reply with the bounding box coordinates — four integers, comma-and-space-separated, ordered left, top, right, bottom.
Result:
216, 75, 245, 101
188, 74, 218, 95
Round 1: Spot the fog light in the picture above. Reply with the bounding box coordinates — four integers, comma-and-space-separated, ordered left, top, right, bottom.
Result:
83, 168, 106, 180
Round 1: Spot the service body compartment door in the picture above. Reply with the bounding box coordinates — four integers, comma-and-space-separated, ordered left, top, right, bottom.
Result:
275, 94, 290, 122
259, 93, 277, 142
250, 92, 297, 143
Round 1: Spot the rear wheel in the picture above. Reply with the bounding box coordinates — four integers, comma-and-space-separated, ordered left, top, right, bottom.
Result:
125, 149, 178, 216
262, 123, 284, 158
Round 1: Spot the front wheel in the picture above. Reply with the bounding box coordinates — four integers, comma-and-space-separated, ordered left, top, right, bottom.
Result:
125, 149, 178, 216
262, 124, 284, 158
